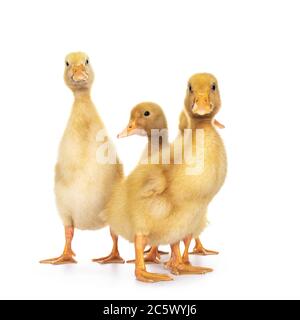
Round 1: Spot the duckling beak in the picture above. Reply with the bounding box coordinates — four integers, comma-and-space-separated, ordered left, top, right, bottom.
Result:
192, 95, 212, 116
117, 121, 147, 138
71, 64, 88, 82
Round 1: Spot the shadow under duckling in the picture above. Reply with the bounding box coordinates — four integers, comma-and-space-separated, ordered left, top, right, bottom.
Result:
40, 52, 124, 265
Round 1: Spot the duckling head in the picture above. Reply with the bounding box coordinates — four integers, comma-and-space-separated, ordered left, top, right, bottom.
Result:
184, 73, 221, 120
118, 102, 168, 138
64, 52, 94, 92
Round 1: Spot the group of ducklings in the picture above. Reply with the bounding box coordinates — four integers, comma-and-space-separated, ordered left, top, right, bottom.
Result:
40, 52, 227, 283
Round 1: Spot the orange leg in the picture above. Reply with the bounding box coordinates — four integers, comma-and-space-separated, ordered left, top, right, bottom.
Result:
40, 226, 77, 265
190, 238, 219, 256
93, 229, 125, 264
182, 236, 192, 265
165, 238, 213, 275
127, 245, 161, 264
134, 234, 173, 283
144, 246, 163, 264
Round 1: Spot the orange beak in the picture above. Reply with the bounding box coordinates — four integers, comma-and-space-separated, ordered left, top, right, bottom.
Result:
192, 94, 211, 116
117, 120, 147, 138
117, 120, 137, 138
71, 64, 88, 82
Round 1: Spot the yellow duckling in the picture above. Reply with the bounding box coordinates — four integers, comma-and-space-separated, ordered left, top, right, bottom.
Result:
106, 102, 213, 282
121, 102, 221, 263
40, 52, 124, 265
117, 102, 169, 264
178, 94, 225, 256
171, 73, 227, 267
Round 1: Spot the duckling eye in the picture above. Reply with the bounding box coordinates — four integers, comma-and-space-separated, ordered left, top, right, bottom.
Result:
211, 83, 216, 91
85, 59, 89, 65
188, 83, 193, 93
65, 61, 69, 67
144, 111, 150, 117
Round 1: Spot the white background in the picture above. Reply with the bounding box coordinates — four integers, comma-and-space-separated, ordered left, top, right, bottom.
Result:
0, 0, 299, 300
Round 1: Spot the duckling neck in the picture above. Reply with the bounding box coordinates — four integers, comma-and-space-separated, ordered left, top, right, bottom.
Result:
73, 89, 92, 104
71, 88, 97, 116
189, 117, 213, 130
69, 88, 99, 134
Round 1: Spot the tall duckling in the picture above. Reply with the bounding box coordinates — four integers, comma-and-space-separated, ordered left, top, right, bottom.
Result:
178, 100, 225, 256
40, 52, 124, 265
117, 102, 169, 264
173, 73, 227, 266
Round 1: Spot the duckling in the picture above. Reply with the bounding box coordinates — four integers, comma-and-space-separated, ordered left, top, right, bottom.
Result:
106, 103, 213, 282
174, 73, 227, 265
117, 102, 169, 264
178, 106, 225, 256
121, 105, 220, 261
40, 52, 124, 265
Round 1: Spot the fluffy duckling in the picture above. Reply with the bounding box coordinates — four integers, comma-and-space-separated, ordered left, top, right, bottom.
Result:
173, 73, 227, 266
178, 104, 225, 256
117, 102, 169, 264
105, 102, 213, 282
121, 103, 221, 262
40, 52, 124, 265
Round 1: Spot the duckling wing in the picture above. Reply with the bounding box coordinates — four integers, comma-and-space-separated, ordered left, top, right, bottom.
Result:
140, 173, 167, 198
138, 168, 172, 220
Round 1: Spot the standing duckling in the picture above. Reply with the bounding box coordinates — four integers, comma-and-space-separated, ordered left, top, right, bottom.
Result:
178, 108, 224, 255
106, 102, 213, 282
40, 52, 124, 265
117, 102, 169, 264
172, 73, 227, 267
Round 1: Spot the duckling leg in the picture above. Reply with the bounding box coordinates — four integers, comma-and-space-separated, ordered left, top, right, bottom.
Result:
144, 246, 169, 256
165, 240, 212, 275
134, 234, 173, 283
39, 226, 77, 264
144, 246, 163, 263
182, 236, 192, 265
127, 245, 161, 264
190, 238, 219, 255
92, 229, 125, 264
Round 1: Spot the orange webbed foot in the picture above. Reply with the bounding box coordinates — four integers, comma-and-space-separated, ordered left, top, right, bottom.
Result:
166, 240, 213, 276
40, 227, 77, 265
135, 269, 173, 283
165, 260, 212, 275
93, 253, 125, 264
127, 256, 160, 264
190, 247, 219, 256
144, 247, 168, 256
190, 238, 219, 256
39, 254, 77, 265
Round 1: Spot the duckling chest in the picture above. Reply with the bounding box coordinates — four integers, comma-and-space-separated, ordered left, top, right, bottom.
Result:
55, 119, 109, 187
172, 129, 227, 200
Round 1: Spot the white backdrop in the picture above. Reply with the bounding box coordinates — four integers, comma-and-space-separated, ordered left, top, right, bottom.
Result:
0, 0, 299, 300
